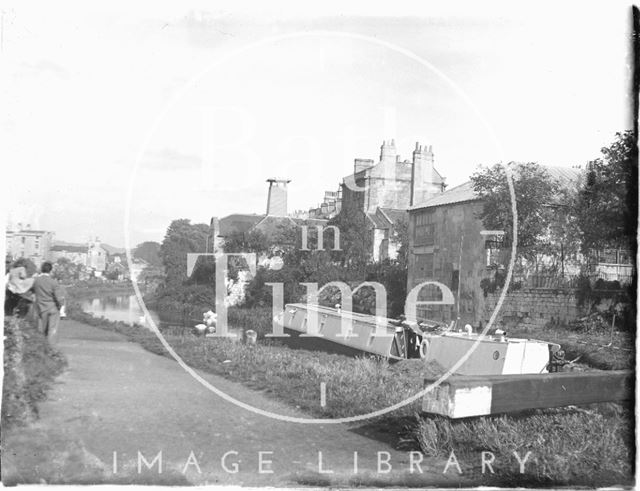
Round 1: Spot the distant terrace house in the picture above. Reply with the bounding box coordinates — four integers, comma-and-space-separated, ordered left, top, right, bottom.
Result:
338, 139, 447, 261
49, 244, 88, 265
405, 165, 612, 327
5, 225, 54, 267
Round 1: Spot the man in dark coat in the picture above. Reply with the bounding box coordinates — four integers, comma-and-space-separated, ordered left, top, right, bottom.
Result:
32, 261, 65, 345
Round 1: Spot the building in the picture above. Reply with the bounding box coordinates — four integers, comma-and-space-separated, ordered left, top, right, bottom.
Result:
337, 139, 447, 261
5, 224, 54, 267
87, 238, 108, 275
406, 165, 584, 326
49, 244, 88, 265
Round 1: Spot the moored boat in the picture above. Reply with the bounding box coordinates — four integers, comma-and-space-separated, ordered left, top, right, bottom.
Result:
274, 303, 563, 374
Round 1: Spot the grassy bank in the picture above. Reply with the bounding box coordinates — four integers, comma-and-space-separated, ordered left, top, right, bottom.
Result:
2, 316, 67, 430
66, 302, 634, 486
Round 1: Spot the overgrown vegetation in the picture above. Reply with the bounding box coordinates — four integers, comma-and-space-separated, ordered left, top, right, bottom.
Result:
415, 404, 633, 486
2, 316, 67, 430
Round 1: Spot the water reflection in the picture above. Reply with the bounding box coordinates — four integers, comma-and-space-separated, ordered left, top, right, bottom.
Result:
79, 295, 237, 335
80, 295, 181, 330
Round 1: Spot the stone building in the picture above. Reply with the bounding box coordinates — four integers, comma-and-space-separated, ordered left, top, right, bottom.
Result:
338, 139, 447, 261
5, 225, 54, 267
87, 239, 108, 275
406, 165, 583, 326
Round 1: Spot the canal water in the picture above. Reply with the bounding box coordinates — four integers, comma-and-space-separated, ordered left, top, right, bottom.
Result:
79, 294, 241, 336
80, 294, 197, 330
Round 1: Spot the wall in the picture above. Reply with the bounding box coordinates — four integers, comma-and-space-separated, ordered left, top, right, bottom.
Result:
407, 199, 487, 325
482, 289, 587, 331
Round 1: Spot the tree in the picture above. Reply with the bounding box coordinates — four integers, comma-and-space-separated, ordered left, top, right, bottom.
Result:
470, 161, 577, 263
159, 219, 212, 288
576, 130, 637, 254
133, 241, 162, 266
327, 205, 371, 275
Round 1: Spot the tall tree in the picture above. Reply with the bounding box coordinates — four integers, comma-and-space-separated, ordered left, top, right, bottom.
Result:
470, 161, 574, 262
133, 241, 162, 266
159, 219, 212, 288
576, 130, 637, 254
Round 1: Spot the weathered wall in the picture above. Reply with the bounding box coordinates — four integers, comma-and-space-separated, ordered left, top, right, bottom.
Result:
407, 200, 487, 325
482, 289, 587, 331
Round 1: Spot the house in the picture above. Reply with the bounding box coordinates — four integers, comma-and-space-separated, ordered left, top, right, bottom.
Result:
5, 224, 54, 267
406, 165, 584, 326
336, 140, 447, 261
87, 238, 108, 275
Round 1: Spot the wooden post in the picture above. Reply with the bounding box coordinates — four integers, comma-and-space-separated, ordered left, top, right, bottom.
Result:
423, 370, 633, 419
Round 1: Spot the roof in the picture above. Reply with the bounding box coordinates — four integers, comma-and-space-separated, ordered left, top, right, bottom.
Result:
379, 208, 408, 225
410, 164, 583, 211
219, 214, 265, 236
410, 181, 478, 210
367, 213, 390, 229
51, 245, 86, 253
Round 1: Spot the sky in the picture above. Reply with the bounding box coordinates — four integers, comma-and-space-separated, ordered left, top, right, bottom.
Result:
1, 1, 633, 248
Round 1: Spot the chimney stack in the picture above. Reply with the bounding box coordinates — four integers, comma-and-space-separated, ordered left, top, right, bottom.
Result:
266, 179, 291, 216
379, 139, 397, 166
410, 142, 435, 206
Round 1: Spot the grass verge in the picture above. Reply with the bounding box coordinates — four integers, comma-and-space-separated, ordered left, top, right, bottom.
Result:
2, 316, 67, 430
415, 403, 634, 486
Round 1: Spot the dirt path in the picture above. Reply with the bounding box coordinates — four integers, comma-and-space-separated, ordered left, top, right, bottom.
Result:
2, 319, 460, 487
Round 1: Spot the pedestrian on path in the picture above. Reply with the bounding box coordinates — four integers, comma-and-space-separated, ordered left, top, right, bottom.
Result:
32, 261, 65, 345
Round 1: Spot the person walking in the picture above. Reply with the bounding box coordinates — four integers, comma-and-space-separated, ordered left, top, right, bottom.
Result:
32, 261, 65, 345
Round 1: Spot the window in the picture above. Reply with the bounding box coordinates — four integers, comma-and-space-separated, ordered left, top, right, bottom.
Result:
414, 212, 435, 245
35, 239, 40, 250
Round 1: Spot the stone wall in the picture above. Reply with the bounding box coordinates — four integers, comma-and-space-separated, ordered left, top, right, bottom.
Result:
482, 288, 587, 331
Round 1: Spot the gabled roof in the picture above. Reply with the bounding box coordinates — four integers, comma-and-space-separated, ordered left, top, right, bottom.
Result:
379, 208, 408, 225
367, 212, 391, 229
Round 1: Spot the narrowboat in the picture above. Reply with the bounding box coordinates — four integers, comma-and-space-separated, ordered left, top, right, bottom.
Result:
274, 303, 563, 375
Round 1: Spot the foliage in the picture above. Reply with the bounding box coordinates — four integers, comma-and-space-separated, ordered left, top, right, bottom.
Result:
471, 162, 581, 263
133, 241, 162, 266
327, 205, 371, 274
159, 219, 213, 288
576, 130, 637, 253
